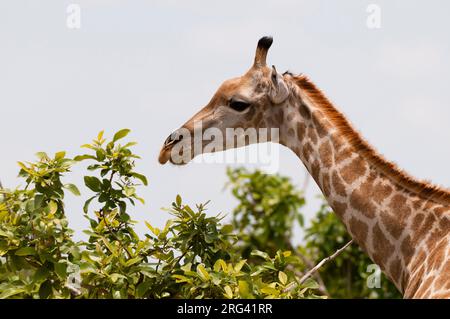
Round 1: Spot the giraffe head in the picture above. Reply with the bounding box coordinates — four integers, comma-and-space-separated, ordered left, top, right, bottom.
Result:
158, 36, 292, 165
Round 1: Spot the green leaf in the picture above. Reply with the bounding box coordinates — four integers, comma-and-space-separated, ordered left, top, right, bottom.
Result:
97, 130, 105, 141
234, 259, 246, 273
301, 278, 319, 290
65, 184, 81, 196
54, 151, 66, 160
238, 280, 252, 298
172, 274, 192, 283
278, 271, 288, 285
221, 224, 234, 234
0, 288, 25, 299
196, 264, 210, 281
39, 280, 52, 299
124, 186, 135, 197
176, 194, 182, 206
223, 285, 233, 299
17, 161, 31, 173
260, 285, 280, 296
132, 173, 148, 186
54, 262, 67, 279
102, 238, 117, 256
35, 152, 49, 161
123, 142, 137, 148
136, 281, 152, 298
83, 196, 96, 214
81, 144, 96, 150
250, 250, 271, 261
124, 257, 142, 267
34, 266, 50, 282
48, 200, 58, 216
84, 176, 102, 192
110, 273, 127, 283
213, 259, 227, 272
15, 247, 36, 256
74, 154, 97, 161
113, 129, 130, 142
144, 221, 160, 236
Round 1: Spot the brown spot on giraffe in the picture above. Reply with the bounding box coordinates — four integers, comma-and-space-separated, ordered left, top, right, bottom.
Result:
372, 223, 394, 266
297, 122, 306, 141
359, 172, 377, 195
302, 142, 314, 161
381, 211, 404, 239
331, 200, 348, 218
389, 257, 403, 289
340, 156, 367, 185
331, 171, 347, 197
286, 112, 295, 122
307, 128, 318, 144
312, 111, 329, 138
311, 160, 320, 181
388, 194, 411, 225
299, 102, 311, 120
400, 235, 415, 266
330, 133, 344, 153
350, 187, 377, 218
372, 183, 393, 203
321, 172, 331, 197
348, 217, 369, 252
318, 140, 333, 169
412, 214, 436, 246
439, 215, 450, 229
287, 127, 295, 137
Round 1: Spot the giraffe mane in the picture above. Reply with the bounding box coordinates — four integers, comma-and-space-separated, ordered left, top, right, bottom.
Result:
292, 74, 450, 206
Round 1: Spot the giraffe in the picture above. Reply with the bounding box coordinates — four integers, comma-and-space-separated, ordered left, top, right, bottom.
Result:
158, 36, 450, 299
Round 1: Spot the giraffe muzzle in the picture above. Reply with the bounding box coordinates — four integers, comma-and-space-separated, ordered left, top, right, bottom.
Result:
163, 131, 183, 147
159, 130, 188, 165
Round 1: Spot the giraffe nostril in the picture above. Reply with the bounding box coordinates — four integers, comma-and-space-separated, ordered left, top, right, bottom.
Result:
164, 131, 182, 147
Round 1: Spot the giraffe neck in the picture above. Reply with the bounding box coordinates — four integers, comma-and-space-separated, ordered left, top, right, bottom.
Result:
278, 76, 450, 296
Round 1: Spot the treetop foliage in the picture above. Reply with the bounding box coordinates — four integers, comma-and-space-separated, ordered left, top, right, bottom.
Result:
0, 129, 335, 299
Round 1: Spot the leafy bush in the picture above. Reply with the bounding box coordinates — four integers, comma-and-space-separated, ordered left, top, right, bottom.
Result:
0, 152, 80, 298
0, 130, 322, 299
226, 168, 305, 257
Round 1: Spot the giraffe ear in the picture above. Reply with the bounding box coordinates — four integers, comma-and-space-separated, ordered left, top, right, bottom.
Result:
269, 65, 289, 104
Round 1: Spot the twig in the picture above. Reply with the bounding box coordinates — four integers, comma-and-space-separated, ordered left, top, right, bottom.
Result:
292, 252, 329, 296
284, 239, 353, 293
286, 242, 329, 296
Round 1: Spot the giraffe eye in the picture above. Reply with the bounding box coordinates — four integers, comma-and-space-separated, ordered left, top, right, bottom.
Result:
229, 99, 251, 112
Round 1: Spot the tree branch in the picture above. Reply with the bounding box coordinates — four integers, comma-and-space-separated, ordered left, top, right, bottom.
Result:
291, 252, 329, 296
284, 239, 353, 293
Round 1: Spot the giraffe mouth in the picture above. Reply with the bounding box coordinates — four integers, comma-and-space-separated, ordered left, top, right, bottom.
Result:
158, 147, 171, 165
158, 143, 192, 165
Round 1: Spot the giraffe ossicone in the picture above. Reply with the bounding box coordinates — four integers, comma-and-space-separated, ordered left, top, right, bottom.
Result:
158, 36, 450, 299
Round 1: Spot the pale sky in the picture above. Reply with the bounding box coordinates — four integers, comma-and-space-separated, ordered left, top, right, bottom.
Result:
1, 0, 449, 243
